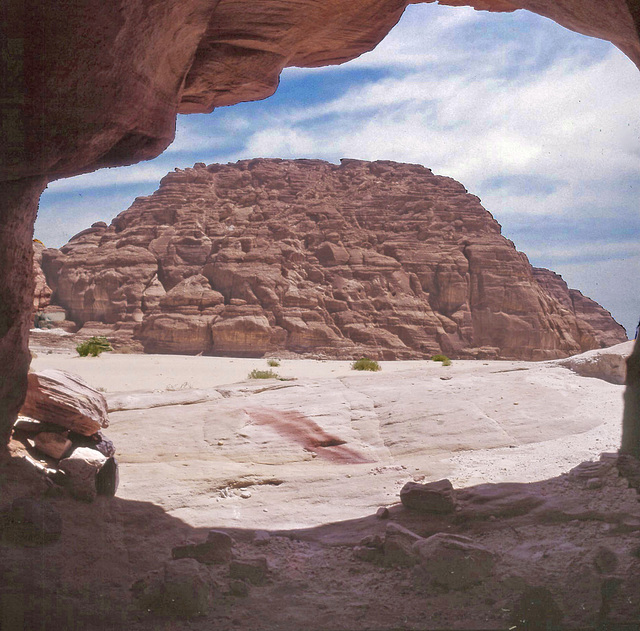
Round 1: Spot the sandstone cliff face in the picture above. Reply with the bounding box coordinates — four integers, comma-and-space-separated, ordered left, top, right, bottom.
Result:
41, 159, 627, 360
532, 268, 628, 349
32, 241, 52, 313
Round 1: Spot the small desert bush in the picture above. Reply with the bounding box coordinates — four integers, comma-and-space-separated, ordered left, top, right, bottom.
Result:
267, 358, 281, 367
248, 369, 280, 379
76, 336, 113, 357
351, 357, 381, 372
432, 354, 452, 366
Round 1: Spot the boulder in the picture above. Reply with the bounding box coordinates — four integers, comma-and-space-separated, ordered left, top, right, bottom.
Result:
383, 523, 422, 567
161, 559, 211, 618
95, 457, 119, 497
229, 557, 268, 585
21, 369, 109, 436
412, 533, 495, 590
400, 479, 456, 514
69, 431, 116, 458
33, 432, 72, 460
59, 447, 108, 501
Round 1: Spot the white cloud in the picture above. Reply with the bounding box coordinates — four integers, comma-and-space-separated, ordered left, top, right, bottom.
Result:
47, 163, 174, 192
245, 47, 640, 224
525, 240, 640, 263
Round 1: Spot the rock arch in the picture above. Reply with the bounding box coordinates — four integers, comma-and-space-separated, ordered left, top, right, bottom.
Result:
1, 0, 639, 451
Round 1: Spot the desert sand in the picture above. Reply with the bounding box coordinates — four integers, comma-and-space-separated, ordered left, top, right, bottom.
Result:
29, 344, 628, 529
3, 339, 638, 630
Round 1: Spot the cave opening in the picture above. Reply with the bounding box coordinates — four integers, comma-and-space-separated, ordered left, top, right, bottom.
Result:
3, 2, 640, 628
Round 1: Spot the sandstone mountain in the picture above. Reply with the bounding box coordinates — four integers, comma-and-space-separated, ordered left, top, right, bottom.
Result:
38, 159, 626, 360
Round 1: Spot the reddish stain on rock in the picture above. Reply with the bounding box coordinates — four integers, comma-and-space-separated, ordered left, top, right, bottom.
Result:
247, 407, 373, 464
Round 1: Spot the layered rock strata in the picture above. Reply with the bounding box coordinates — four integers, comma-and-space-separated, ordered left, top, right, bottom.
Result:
40, 159, 626, 360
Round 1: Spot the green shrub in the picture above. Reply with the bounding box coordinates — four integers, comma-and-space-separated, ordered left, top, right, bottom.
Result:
432, 354, 451, 366
267, 358, 280, 367
76, 336, 113, 357
248, 369, 280, 379
351, 357, 381, 372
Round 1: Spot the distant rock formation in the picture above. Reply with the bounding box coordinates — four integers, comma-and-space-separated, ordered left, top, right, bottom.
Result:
32, 240, 52, 312
38, 159, 627, 360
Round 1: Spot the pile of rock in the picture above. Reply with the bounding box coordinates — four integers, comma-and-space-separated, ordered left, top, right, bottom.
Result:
354, 479, 496, 589
133, 529, 269, 618
12, 369, 118, 501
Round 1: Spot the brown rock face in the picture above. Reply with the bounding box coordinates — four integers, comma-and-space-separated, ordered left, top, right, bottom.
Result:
532, 268, 627, 349
21, 369, 109, 437
42, 159, 626, 360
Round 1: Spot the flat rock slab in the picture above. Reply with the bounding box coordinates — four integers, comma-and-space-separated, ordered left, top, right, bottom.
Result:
556, 341, 633, 385
21, 369, 109, 436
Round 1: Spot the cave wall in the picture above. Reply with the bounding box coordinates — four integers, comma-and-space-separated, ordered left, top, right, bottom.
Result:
1, 0, 639, 446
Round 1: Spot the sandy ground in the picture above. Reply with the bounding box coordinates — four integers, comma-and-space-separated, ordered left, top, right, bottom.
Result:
30, 347, 626, 529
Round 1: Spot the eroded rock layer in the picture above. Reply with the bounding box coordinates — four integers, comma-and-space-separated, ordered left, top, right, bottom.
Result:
41, 159, 626, 360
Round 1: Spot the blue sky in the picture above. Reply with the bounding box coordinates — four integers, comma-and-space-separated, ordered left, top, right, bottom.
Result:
36, 3, 640, 335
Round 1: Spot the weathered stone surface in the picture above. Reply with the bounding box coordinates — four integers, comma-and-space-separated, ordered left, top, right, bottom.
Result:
229, 579, 250, 597
12, 416, 48, 433
95, 457, 119, 497
412, 533, 495, 589
509, 586, 563, 630
21, 369, 109, 436
383, 522, 422, 567
69, 431, 117, 458
253, 530, 271, 546
592, 546, 619, 574
59, 447, 108, 501
400, 479, 456, 513
161, 559, 211, 618
33, 432, 72, 460
229, 557, 268, 585
41, 160, 626, 361
1, 497, 62, 547
456, 482, 546, 519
